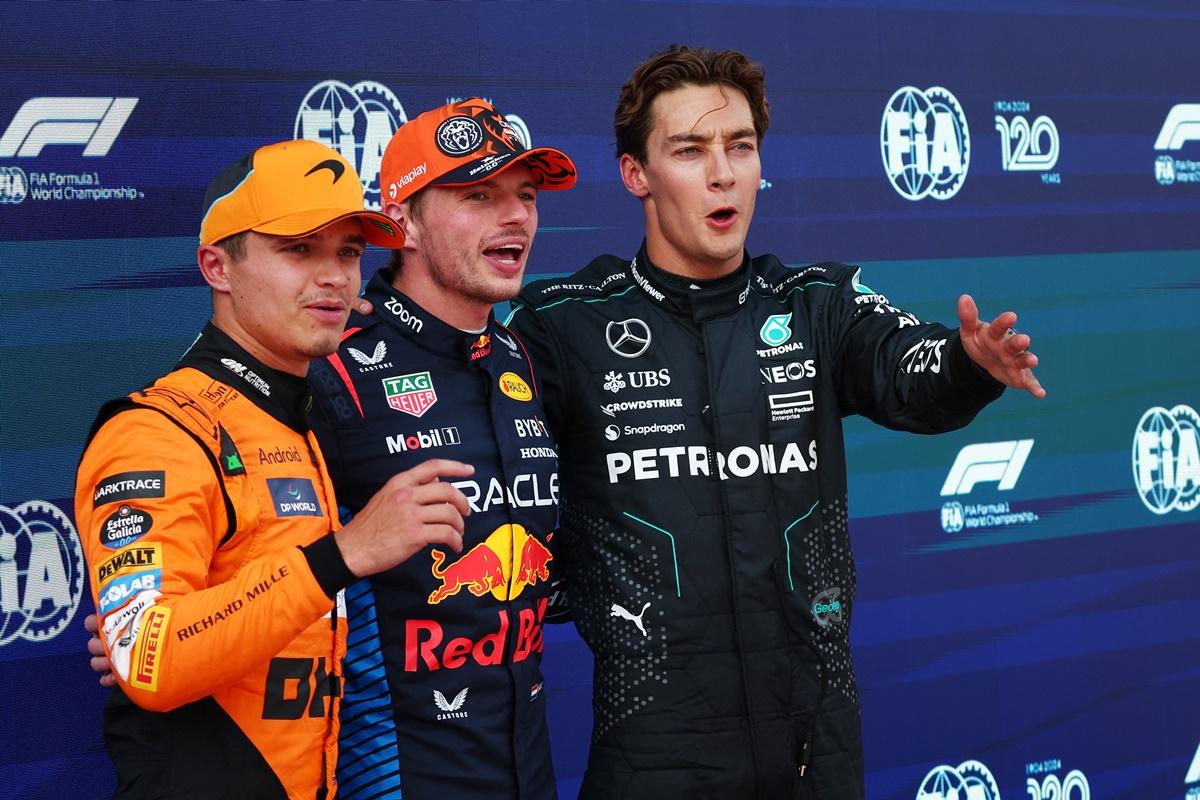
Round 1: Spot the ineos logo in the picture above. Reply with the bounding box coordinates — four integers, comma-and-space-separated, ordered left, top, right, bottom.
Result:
605, 319, 651, 359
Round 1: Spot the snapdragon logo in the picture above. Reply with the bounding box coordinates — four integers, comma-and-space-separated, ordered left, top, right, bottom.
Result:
295, 81, 407, 209
882, 86, 970, 201
1133, 405, 1200, 514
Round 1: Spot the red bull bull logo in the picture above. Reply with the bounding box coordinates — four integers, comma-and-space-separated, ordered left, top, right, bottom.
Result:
427, 524, 552, 605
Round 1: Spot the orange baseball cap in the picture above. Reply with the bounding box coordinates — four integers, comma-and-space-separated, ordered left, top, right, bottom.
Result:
199, 139, 404, 247
380, 98, 577, 206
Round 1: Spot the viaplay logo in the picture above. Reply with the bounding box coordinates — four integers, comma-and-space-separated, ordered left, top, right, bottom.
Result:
0, 500, 84, 647
295, 81, 408, 209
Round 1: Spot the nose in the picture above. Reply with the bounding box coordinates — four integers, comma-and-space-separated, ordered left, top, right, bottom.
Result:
498, 191, 533, 227
709, 150, 735, 190
315, 255, 354, 289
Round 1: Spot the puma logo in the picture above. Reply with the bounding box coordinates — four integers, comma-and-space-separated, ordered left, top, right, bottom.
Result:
610, 601, 651, 637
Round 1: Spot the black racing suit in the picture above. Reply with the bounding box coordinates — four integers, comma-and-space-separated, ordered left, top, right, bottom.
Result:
506, 244, 1004, 799
308, 270, 561, 800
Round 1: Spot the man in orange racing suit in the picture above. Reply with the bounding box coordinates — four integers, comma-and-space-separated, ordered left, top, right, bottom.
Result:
75, 139, 476, 800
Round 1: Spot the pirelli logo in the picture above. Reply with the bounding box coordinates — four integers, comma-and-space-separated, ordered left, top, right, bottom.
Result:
97, 542, 162, 584
130, 605, 170, 692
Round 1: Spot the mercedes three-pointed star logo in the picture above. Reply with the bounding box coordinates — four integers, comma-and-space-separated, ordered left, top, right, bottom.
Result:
605, 318, 651, 358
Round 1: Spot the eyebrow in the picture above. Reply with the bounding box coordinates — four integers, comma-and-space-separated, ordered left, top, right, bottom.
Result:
666, 127, 757, 145
469, 178, 538, 191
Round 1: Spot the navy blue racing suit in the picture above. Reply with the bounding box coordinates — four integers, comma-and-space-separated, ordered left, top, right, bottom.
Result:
308, 269, 561, 800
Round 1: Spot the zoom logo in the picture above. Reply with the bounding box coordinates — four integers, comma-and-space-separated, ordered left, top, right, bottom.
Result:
881, 86, 970, 201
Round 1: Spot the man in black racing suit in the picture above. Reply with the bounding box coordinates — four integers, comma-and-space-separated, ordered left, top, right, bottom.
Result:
506, 47, 1045, 799
308, 98, 577, 800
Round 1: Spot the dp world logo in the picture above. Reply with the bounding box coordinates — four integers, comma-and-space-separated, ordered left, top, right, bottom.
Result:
295, 80, 408, 210
1132, 405, 1200, 514
882, 86, 970, 201
0, 500, 84, 646
917, 759, 1001, 800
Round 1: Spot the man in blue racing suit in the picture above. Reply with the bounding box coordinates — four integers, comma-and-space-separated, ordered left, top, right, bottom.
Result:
307, 98, 576, 800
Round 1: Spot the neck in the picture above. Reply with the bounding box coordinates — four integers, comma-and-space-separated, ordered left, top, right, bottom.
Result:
209, 309, 308, 377
643, 214, 744, 281
391, 262, 491, 331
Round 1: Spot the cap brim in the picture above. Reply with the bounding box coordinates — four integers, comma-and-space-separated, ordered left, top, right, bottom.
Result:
434, 147, 578, 191
253, 208, 405, 248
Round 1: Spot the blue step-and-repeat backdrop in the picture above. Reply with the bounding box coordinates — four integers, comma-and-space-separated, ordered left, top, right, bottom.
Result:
2, 3, 1198, 798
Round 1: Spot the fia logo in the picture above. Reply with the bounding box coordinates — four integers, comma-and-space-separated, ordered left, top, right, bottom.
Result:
295, 81, 407, 209
881, 86, 970, 201
1133, 405, 1200, 514
0, 501, 84, 646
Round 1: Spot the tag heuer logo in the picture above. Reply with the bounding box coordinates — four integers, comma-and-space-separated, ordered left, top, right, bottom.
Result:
383, 371, 437, 417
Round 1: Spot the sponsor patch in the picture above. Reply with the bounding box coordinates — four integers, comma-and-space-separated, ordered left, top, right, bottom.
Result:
498, 372, 532, 402
93, 471, 164, 507
383, 371, 438, 417
129, 605, 171, 692
99, 505, 154, 549
266, 478, 324, 517
97, 542, 162, 584
102, 589, 160, 680
98, 569, 161, 616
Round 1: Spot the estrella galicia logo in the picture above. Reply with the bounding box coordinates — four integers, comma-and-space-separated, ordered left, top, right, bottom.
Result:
436, 116, 484, 156
1132, 404, 1200, 514
811, 586, 844, 628
605, 319, 652, 358
916, 759, 1000, 800
0, 500, 84, 646
266, 478, 324, 518
881, 86, 970, 201
759, 313, 792, 347
100, 505, 154, 549
294, 80, 408, 210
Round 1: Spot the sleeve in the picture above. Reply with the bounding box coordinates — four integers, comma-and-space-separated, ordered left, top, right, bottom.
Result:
505, 302, 570, 441
826, 267, 1005, 433
76, 408, 344, 712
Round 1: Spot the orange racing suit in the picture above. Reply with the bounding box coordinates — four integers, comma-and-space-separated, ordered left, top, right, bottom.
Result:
75, 324, 353, 799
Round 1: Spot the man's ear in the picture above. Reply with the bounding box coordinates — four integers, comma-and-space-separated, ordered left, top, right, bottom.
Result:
620, 153, 651, 199
384, 201, 420, 246
197, 244, 233, 293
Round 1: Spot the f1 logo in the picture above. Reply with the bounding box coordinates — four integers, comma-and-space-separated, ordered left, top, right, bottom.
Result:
1187, 739, 1200, 784
1154, 104, 1200, 151
941, 439, 1034, 496
0, 97, 138, 158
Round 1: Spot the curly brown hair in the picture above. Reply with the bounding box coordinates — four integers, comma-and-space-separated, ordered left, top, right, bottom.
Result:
614, 45, 770, 163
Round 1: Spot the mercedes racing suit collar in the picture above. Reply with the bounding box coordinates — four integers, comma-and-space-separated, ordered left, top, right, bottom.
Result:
362, 268, 498, 361
630, 240, 755, 322
177, 322, 312, 433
